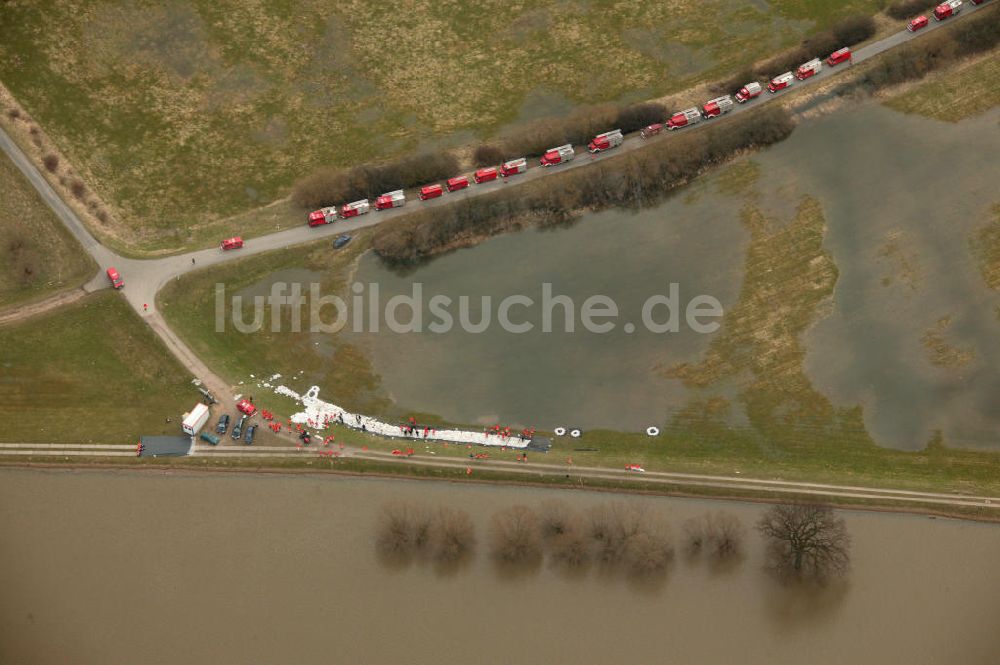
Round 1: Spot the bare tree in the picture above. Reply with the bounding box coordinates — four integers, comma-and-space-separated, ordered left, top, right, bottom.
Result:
757, 503, 850, 582
538, 499, 574, 540
684, 511, 745, 560
374, 501, 431, 561
429, 506, 476, 564
588, 502, 673, 576
490, 505, 543, 565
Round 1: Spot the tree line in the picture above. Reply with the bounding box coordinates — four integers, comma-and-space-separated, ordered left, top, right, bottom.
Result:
371, 105, 795, 264
849, 4, 1000, 92
712, 15, 876, 96
376, 499, 851, 584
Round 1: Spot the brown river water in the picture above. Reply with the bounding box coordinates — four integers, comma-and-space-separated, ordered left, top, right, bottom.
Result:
1, 468, 998, 664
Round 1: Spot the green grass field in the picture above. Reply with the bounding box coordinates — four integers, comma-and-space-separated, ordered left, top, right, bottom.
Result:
0, 291, 196, 443
0, 0, 883, 252
0, 149, 94, 308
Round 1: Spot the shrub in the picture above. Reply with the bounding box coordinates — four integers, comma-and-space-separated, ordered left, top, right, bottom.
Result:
70, 179, 86, 200
291, 150, 459, 209
831, 16, 876, 50
614, 102, 667, 135
683, 512, 745, 560
885, 0, 938, 20
375, 501, 431, 561
372, 105, 795, 264
42, 153, 59, 173
754, 15, 876, 81
473, 143, 507, 167
489, 505, 543, 565
428, 506, 476, 564
855, 6, 999, 91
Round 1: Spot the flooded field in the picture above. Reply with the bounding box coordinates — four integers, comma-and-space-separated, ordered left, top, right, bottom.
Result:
350, 103, 1000, 448
350, 193, 748, 431
1, 468, 998, 665
776, 106, 1000, 450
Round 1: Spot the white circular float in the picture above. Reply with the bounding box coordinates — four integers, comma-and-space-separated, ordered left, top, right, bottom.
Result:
646, 426, 660, 437
569, 429, 582, 438
554, 427, 567, 436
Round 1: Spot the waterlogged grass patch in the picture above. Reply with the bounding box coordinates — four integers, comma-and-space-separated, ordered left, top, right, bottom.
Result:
921, 316, 974, 368
713, 159, 762, 198
883, 50, 1000, 122
876, 229, 921, 290
971, 203, 1000, 291
665, 196, 837, 399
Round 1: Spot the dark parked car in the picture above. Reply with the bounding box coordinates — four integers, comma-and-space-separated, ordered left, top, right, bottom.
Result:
232, 415, 247, 440
216, 414, 230, 434
333, 234, 352, 249
244, 424, 257, 445
199, 432, 220, 445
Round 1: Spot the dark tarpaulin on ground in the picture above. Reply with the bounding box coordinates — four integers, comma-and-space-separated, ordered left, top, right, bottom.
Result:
526, 436, 552, 453
140, 435, 193, 457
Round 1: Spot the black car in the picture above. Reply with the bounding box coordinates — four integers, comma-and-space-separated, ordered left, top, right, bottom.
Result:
232, 415, 247, 440
216, 414, 230, 434
244, 424, 257, 445
333, 234, 352, 249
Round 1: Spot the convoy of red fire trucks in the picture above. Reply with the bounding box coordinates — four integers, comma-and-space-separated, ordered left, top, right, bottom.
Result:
294, 3, 988, 231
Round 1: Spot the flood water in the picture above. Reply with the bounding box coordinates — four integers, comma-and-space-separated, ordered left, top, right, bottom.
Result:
775, 105, 1000, 450
1, 468, 998, 665
350, 188, 749, 431
350, 103, 1000, 448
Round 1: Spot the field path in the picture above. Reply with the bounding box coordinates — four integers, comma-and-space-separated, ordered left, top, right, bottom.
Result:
0, 287, 88, 326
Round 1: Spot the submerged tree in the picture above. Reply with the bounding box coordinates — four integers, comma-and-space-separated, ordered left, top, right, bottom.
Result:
375, 501, 431, 561
757, 503, 850, 582
588, 502, 673, 577
684, 511, 745, 561
490, 505, 543, 565
428, 506, 476, 565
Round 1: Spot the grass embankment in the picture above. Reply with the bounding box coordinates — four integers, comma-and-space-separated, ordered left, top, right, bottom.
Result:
157, 230, 391, 418
0, 291, 195, 443
0, 150, 94, 308
0, 0, 883, 251
883, 49, 1000, 121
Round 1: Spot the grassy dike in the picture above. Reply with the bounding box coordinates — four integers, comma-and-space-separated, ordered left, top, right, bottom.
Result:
0, 291, 194, 443
8, 454, 998, 523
